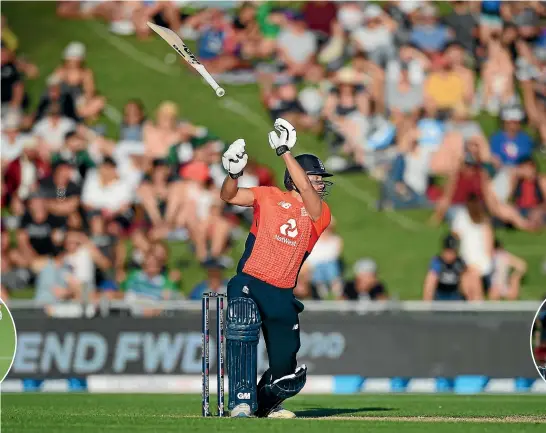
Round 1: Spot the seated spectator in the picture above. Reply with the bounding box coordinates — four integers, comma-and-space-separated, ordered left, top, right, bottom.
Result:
12, 191, 65, 270
177, 162, 231, 263
1, 220, 32, 298
379, 129, 430, 210
445, 43, 475, 105
298, 64, 329, 128
424, 54, 465, 118
52, 41, 105, 121
38, 159, 81, 218
343, 258, 388, 301
386, 43, 428, 87
143, 101, 182, 159
120, 99, 146, 142
490, 106, 534, 167
32, 102, 77, 154
337, 1, 364, 32
508, 157, 546, 228
81, 157, 135, 237
478, 34, 517, 114
306, 220, 343, 299
131, 1, 183, 40
3, 136, 51, 216
1, 42, 29, 117
322, 69, 370, 166
276, 12, 318, 78
34, 74, 77, 122
51, 130, 97, 182
385, 60, 423, 127
410, 4, 453, 55
451, 195, 494, 300
260, 77, 315, 131
490, 238, 527, 300
190, 258, 228, 300
301, 0, 337, 43
444, 1, 479, 55
351, 4, 397, 68
349, 52, 386, 111
1, 111, 29, 169
423, 234, 468, 301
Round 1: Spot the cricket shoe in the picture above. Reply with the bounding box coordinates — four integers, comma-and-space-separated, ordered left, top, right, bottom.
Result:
230, 403, 253, 418
267, 406, 296, 419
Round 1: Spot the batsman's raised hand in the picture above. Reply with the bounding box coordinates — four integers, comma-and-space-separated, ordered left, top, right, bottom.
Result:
268, 118, 297, 156
222, 138, 248, 179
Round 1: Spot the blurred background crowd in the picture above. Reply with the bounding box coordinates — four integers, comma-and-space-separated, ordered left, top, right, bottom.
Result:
1, 1, 545, 309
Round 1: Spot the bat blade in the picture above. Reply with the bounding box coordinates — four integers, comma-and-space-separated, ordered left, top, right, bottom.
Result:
147, 22, 200, 65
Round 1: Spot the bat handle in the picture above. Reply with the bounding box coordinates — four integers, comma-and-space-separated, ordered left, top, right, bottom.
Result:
216, 88, 225, 98
196, 65, 225, 98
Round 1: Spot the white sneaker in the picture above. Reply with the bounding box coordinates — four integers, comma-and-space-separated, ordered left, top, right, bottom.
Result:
230, 403, 253, 418
267, 406, 296, 419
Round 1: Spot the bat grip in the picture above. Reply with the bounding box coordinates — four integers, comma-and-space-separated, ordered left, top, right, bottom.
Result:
196, 65, 225, 98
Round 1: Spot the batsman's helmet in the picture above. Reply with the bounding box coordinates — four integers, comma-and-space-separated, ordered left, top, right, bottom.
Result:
284, 153, 333, 198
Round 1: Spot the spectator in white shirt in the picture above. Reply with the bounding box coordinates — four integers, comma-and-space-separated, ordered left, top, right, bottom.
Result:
276, 12, 318, 78
306, 220, 343, 299
1, 111, 29, 169
82, 157, 135, 236
451, 194, 494, 300
32, 101, 77, 154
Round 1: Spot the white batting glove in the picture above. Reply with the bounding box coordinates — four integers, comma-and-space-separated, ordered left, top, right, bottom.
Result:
268, 118, 297, 156
222, 138, 248, 179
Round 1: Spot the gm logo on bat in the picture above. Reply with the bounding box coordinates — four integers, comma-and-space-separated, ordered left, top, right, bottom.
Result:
237, 392, 251, 399
172, 43, 200, 65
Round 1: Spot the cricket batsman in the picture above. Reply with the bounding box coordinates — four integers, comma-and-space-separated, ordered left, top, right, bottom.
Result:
220, 118, 333, 418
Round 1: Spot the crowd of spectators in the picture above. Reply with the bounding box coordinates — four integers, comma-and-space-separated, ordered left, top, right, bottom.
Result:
1, 1, 546, 308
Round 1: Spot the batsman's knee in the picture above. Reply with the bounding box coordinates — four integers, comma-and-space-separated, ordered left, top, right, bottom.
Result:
226, 297, 261, 412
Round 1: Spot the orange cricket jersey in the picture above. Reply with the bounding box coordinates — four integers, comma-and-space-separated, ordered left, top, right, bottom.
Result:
237, 186, 332, 289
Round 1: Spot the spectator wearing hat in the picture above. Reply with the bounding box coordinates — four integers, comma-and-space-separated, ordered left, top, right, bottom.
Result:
1, 111, 30, 169
490, 106, 534, 167
410, 4, 453, 56
343, 259, 388, 301
423, 234, 468, 301
34, 74, 78, 122
276, 11, 318, 78
351, 4, 397, 68
3, 135, 51, 216
32, 101, 77, 154
190, 258, 228, 300
82, 156, 136, 237
1, 42, 29, 116
52, 41, 106, 120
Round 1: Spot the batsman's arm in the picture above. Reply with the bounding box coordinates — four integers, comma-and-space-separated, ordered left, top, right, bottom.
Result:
281, 152, 322, 221
220, 175, 255, 207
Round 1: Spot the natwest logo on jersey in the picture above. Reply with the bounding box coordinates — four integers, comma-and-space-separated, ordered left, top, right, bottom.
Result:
275, 218, 298, 247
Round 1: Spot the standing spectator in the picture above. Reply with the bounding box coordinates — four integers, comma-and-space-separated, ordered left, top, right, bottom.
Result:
52, 41, 105, 120
451, 195, 494, 300
306, 221, 343, 299
190, 258, 228, 300
1, 42, 28, 116
490, 239, 527, 300
423, 234, 468, 301
409, 4, 453, 55
343, 258, 388, 301
276, 12, 318, 78
351, 4, 397, 68
490, 106, 534, 167
81, 157, 135, 237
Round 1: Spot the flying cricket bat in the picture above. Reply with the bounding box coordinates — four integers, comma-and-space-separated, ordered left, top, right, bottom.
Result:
147, 22, 225, 98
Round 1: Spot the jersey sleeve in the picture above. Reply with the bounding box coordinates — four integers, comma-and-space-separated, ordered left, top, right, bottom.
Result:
312, 202, 332, 236
429, 257, 442, 274
250, 186, 274, 206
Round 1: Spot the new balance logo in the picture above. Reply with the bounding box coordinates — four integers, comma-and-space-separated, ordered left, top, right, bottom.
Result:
278, 201, 292, 209
292, 324, 299, 330
237, 392, 251, 399
242, 286, 249, 294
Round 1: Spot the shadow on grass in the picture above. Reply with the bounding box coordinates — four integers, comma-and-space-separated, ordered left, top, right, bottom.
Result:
296, 407, 394, 418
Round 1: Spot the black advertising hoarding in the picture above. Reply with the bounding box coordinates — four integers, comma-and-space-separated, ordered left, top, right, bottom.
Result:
8, 310, 537, 379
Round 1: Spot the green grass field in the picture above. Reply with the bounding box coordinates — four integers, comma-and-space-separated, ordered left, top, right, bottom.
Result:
1, 394, 545, 432
0, 302, 16, 382
3, 2, 546, 299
